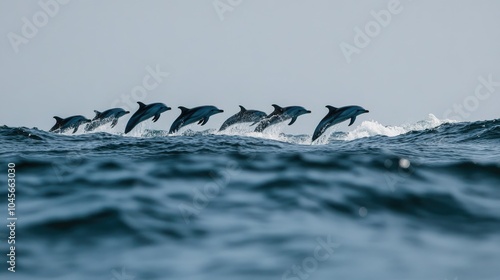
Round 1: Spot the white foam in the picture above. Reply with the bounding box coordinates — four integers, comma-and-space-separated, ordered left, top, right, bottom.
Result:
54, 114, 456, 145
341, 114, 447, 141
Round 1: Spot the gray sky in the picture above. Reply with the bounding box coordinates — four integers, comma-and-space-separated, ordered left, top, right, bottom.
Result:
1, 0, 499, 134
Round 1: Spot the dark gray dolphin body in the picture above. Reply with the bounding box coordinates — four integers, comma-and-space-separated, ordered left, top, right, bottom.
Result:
254, 104, 311, 132
219, 105, 267, 131
49, 115, 91, 134
85, 108, 130, 131
124, 102, 171, 134
312, 105, 369, 142
169, 105, 224, 134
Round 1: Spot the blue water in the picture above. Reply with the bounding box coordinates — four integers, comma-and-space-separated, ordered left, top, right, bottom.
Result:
1, 116, 499, 280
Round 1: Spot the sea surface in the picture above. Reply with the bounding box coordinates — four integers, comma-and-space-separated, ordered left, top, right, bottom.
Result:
1, 115, 499, 280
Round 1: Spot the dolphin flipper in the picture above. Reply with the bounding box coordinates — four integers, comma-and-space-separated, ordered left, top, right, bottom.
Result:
348, 117, 357, 126
72, 126, 79, 134
111, 118, 118, 128
152, 113, 161, 122
288, 117, 298, 125
200, 117, 209, 126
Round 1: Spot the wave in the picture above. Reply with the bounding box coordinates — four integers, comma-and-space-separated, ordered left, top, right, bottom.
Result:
1, 116, 498, 146
2, 118, 499, 280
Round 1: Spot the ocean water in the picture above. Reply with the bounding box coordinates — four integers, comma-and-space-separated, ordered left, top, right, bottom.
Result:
1, 115, 499, 280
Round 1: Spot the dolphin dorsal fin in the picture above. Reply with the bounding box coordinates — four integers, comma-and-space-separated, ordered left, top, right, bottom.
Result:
137, 102, 147, 109
271, 104, 284, 114
239, 105, 247, 112
326, 105, 338, 113
178, 106, 190, 114
93, 110, 101, 117
53, 116, 63, 123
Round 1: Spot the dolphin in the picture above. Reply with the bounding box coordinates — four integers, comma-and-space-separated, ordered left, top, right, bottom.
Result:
124, 102, 171, 134
85, 108, 130, 131
169, 105, 224, 134
312, 105, 369, 142
49, 115, 91, 134
254, 104, 311, 132
219, 105, 267, 131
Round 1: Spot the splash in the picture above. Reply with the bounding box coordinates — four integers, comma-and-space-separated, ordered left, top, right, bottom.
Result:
340, 114, 448, 141
42, 114, 460, 145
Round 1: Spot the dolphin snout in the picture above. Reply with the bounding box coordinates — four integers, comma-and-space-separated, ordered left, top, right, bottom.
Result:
219, 109, 224, 113
365, 110, 370, 113
125, 111, 130, 114
306, 110, 312, 113
167, 107, 172, 111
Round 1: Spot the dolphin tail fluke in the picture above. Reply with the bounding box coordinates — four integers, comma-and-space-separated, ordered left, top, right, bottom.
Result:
348, 116, 357, 126
288, 117, 298, 126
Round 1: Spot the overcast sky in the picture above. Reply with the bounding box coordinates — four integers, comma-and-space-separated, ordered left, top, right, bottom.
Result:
1, 0, 499, 134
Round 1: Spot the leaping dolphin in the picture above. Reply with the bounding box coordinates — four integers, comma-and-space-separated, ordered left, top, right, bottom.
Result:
50, 115, 91, 134
312, 105, 369, 142
254, 104, 311, 132
85, 108, 130, 132
219, 105, 267, 131
169, 105, 224, 134
124, 102, 171, 134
